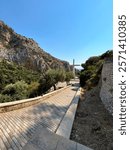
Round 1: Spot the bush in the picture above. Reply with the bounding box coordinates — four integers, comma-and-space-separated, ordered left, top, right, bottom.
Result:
56, 69, 66, 83
38, 77, 48, 94
2, 81, 29, 100
65, 71, 74, 85
100, 50, 113, 59
81, 56, 100, 70
0, 94, 13, 103
28, 82, 40, 98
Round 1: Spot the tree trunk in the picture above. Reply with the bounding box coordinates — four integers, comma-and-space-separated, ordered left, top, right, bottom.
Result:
53, 84, 56, 90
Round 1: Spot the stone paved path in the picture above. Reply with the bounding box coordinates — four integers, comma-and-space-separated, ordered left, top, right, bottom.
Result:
0, 86, 78, 150
23, 125, 92, 150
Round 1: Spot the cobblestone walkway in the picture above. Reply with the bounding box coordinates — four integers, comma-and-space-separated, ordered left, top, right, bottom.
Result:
0, 86, 78, 150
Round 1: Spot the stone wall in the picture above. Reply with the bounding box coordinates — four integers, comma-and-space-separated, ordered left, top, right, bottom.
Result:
100, 60, 113, 115
0, 86, 70, 113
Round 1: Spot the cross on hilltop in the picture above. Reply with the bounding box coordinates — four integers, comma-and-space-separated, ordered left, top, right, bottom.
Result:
72, 59, 80, 78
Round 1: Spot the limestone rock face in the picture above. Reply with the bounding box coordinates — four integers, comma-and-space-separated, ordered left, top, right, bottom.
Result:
0, 20, 70, 72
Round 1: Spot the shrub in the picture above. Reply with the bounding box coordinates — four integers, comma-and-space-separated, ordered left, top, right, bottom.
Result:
56, 69, 66, 83
81, 56, 100, 70
38, 77, 48, 94
28, 81, 40, 98
0, 94, 13, 103
65, 71, 74, 85
100, 50, 113, 59
2, 81, 28, 100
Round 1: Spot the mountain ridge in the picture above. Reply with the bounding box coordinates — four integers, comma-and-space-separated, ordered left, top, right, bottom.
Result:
0, 20, 71, 72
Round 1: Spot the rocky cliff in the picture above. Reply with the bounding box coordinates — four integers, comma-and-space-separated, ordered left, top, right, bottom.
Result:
0, 20, 70, 72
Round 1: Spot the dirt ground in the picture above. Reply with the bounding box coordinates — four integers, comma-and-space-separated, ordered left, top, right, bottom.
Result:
70, 86, 113, 150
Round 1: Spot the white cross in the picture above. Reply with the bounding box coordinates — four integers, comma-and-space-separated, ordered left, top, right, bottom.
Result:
72, 59, 80, 78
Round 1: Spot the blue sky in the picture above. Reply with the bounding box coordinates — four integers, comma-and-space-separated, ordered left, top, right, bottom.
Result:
0, 0, 112, 68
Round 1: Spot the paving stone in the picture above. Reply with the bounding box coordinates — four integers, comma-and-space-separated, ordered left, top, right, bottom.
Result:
23, 126, 91, 150
0, 137, 7, 150
23, 126, 60, 150
22, 143, 41, 150
56, 137, 77, 150
77, 143, 93, 150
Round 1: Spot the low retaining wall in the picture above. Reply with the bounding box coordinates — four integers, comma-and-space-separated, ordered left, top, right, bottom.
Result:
0, 86, 70, 113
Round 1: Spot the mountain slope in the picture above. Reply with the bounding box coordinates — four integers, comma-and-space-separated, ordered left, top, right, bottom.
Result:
0, 20, 70, 72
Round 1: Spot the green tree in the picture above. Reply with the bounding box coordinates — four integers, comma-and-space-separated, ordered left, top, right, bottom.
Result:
38, 69, 66, 93
45, 69, 66, 90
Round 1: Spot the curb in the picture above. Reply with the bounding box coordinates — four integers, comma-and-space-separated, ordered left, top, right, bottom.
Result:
56, 87, 80, 139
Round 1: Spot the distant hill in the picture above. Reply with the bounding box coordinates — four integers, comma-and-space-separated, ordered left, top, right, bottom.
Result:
0, 20, 71, 72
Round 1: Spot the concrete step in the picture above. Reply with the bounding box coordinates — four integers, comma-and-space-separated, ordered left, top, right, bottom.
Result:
22, 126, 93, 150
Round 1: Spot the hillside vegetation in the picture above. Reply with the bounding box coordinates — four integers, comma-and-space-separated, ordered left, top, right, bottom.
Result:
0, 60, 74, 103
80, 50, 113, 89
